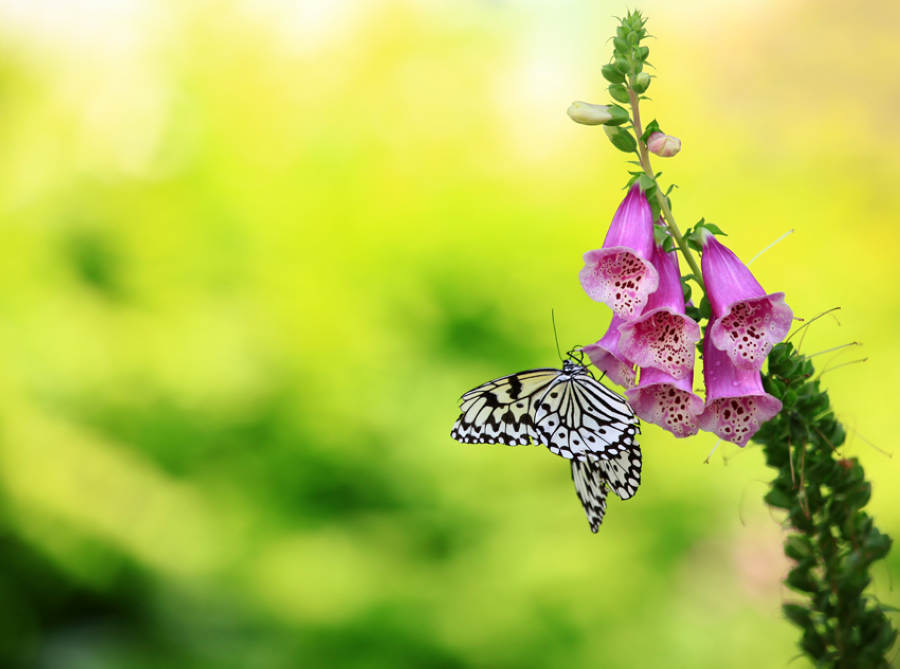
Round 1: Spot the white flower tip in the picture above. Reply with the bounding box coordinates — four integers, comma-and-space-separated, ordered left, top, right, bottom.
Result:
567, 101, 612, 125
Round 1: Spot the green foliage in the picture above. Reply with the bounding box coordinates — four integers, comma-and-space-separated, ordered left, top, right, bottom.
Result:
610, 10, 651, 80
754, 343, 897, 667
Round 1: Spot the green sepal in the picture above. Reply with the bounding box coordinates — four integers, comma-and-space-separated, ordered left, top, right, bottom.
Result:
681, 278, 692, 303
608, 84, 630, 104
632, 72, 651, 94
641, 119, 661, 144
602, 63, 625, 84
653, 224, 669, 247
605, 104, 630, 126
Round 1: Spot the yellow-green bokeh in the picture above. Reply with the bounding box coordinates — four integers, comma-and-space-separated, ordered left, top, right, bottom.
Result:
0, 1, 897, 666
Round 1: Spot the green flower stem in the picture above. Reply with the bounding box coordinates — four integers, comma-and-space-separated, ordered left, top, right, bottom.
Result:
626, 85, 704, 290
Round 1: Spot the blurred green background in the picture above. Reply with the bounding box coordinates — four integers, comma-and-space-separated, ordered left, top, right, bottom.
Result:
0, 0, 897, 667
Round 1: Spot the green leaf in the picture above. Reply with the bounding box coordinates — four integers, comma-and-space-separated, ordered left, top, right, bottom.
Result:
662, 236, 675, 253
698, 296, 711, 320
764, 488, 792, 509
786, 566, 818, 594
702, 222, 727, 236
782, 603, 812, 629
784, 535, 813, 561
603, 126, 637, 153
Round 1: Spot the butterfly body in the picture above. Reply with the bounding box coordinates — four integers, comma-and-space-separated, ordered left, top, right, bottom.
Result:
451, 355, 643, 531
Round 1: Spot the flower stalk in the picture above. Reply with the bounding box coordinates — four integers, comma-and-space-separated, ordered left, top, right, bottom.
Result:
626, 86, 704, 291
567, 9, 897, 665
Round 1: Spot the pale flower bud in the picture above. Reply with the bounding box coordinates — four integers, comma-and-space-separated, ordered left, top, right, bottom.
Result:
567, 101, 613, 125
647, 131, 681, 157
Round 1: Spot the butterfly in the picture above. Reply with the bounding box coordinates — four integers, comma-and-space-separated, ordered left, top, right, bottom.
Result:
451, 353, 639, 461
451, 351, 642, 530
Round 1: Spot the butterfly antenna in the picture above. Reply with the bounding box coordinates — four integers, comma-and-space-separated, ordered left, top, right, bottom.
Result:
551, 309, 564, 363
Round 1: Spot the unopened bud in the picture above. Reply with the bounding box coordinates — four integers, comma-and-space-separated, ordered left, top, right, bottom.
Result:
632, 72, 651, 94
647, 131, 681, 158
567, 101, 629, 126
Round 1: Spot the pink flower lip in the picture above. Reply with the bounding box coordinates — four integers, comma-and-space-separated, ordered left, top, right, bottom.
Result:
579, 185, 659, 321
617, 243, 700, 379
701, 232, 792, 369
698, 332, 782, 446
625, 365, 704, 438
709, 293, 793, 370
581, 314, 635, 389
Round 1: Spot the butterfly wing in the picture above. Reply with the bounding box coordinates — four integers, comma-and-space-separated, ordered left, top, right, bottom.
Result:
534, 369, 640, 461
571, 446, 642, 532
599, 446, 642, 500
451, 369, 561, 446
571, 457, 609, 533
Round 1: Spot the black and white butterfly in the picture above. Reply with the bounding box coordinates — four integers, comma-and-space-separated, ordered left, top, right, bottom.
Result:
451, 354, 639, 461
451, 352, 642, 530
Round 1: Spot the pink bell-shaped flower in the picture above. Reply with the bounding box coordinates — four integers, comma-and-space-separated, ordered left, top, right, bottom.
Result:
617, 242, 701, 379
626, 366, 704, 438
581, 314, 636, 389
579, 185, 659, 321
698, 332, 782, 446
700, 230, 792, 370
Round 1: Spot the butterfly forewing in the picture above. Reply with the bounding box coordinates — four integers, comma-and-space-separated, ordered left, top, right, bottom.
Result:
533, 366, 640, 461
452, 369, 560, 446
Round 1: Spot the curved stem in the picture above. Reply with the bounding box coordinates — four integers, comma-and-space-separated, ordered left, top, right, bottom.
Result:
626, 85, 704, 290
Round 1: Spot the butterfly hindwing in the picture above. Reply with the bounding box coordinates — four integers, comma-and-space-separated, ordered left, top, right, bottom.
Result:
599, 446, 642, 501
571, 457, 609, 532
571, 446, 643, 532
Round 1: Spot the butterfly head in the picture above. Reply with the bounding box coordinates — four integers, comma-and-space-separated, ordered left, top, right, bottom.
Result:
563, 347, 589, 374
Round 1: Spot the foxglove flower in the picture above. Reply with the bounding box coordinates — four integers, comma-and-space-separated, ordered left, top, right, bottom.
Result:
626, 366, 704, 438
579, 185, 659, 320
701, 230, 792, 370
582, 314, 636, 388
698, 332, 782, 446
618, 242, 701, 379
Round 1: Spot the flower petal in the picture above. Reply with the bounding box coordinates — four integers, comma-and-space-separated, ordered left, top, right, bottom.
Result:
698, 333, 782, 446
617, 244, 700, 378
626, 366, 704, 438
579, 186, 659, 320
581, 315, 636, 388
700, 231, 792, 369
709, 293, 793, 370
